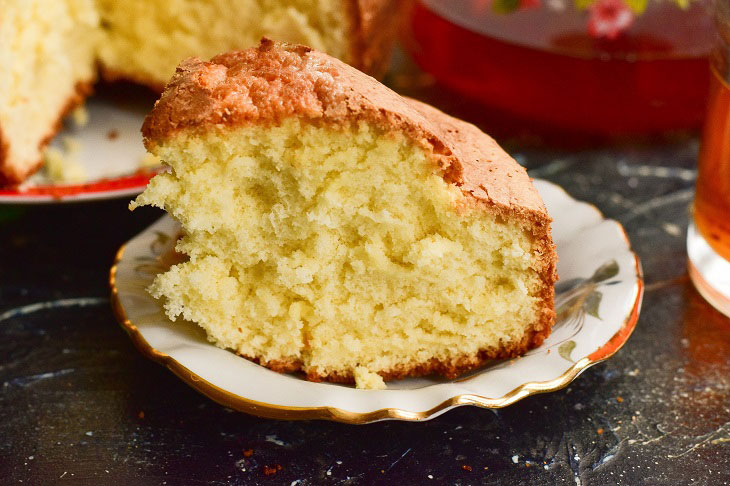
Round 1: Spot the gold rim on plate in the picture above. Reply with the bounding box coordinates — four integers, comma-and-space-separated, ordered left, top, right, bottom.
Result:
109, 189, 643, 424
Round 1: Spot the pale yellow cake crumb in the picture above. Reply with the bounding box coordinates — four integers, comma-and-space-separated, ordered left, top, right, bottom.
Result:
95, 0, 350, 88
132, 120, 545, 382
354, 367, 386, 390
70, 105, 88, 127
44, 136, 86, 183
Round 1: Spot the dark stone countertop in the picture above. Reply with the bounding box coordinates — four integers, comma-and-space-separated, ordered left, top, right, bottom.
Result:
1, 67, 729, 485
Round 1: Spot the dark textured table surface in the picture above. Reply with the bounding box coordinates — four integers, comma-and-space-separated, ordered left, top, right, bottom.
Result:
2, 68, 730, 485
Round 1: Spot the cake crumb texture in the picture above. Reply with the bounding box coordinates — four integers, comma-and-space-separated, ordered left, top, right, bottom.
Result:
133, 119, 554, 382
95, 0, 351, 89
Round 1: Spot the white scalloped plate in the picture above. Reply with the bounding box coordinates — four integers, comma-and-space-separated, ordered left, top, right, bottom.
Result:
110, 179, 643, 423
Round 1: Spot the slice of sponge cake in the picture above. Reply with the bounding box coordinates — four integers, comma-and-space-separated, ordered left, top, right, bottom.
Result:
131, 40, 558, 388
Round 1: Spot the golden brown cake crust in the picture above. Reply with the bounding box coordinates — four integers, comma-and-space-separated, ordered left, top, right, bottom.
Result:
145, 40, 558, 383
0, 80, 94, 186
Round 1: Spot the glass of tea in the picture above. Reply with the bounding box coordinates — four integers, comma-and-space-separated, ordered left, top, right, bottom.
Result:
687, 0, 730, 317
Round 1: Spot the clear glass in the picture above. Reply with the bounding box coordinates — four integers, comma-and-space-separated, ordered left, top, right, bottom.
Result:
687, 0, 730, 316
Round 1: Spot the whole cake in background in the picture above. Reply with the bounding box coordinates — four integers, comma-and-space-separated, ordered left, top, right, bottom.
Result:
0, 0, 402, 185
131, 39, 558, 389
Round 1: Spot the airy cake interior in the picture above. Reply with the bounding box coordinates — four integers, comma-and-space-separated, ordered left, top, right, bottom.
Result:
132, 119, 547, 386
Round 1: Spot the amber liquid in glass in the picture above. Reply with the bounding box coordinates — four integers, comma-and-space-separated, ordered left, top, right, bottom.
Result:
694, 68, 730, 262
